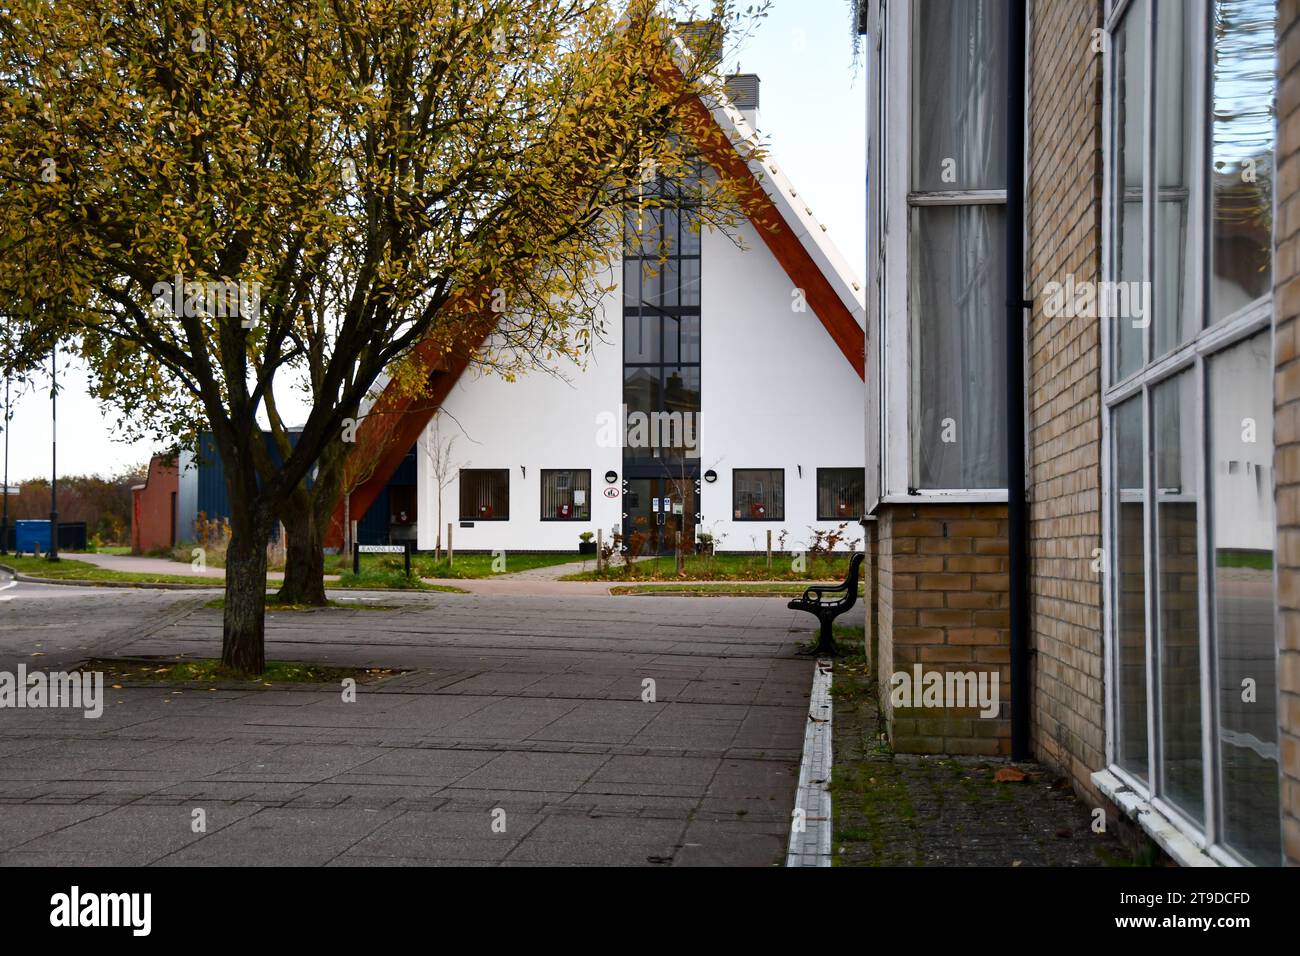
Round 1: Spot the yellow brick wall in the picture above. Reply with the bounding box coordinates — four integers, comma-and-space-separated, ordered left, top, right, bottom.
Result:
1274, 0, 1300, 868
1025, 0, 1108, 803
874, 503, 1011, 755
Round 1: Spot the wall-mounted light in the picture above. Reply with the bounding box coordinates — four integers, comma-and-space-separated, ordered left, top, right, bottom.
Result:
520, 465, 526, 478
797, 465, 803, 479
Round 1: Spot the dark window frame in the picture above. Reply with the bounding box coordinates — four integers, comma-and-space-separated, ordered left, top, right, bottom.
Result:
732, 468, 785, 522
539, 469, 592, 521
816, 467, 866, 521
459, 468, 511, 521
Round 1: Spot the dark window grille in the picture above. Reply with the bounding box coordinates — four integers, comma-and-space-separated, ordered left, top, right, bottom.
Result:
459, 469, 510, 520
733, 469, 785, 521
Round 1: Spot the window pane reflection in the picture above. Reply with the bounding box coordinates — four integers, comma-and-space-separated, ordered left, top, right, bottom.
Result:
1154, 372, 1202, 821
1209, 332, 1279, 864
1210, 0, 1275, 323
1154, 0, 1198, 356
1112, 0, 1146, 380
1113, 396, 1148, 780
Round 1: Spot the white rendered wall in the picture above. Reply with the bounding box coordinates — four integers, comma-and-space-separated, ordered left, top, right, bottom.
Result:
416, 219, 865, 554
695, 218, 865, 553
415, 268, 625, 554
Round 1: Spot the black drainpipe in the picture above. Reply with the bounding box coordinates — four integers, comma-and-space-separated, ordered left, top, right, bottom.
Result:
1006, 0, 1030, 762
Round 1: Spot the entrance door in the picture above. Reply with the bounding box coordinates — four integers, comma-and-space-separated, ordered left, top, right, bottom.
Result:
623, 477, 697, 556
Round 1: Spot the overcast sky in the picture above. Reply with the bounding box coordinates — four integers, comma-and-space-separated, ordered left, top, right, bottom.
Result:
1, 2, 865, 484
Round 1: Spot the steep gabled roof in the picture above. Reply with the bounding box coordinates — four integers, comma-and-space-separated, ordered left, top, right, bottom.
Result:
326, 57, 865, 547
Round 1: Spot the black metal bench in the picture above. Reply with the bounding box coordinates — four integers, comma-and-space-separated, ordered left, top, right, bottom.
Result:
787, 552, 864, 656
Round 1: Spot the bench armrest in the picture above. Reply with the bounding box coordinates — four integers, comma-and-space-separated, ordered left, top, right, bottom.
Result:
803, 583, 849, 597
799, 585, 847, 604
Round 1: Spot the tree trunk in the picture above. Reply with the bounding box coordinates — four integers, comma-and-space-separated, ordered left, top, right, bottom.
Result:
277, 454, 344, 607
278, 497, 327, 606
222, 505, 271, 674
435, 492, 443, 562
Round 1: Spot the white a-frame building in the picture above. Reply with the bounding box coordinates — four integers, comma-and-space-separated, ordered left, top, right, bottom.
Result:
337, 68, 866, 556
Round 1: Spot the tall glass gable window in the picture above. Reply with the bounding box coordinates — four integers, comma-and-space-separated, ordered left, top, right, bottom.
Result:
622, 162, 703, 470
1102, 0, 1278, 865
621, 162, 704, 556
908, 0, 1009, 490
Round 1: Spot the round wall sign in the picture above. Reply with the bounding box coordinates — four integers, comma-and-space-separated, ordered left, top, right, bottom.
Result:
704, 469, 718, 483
604, 470, 618, 484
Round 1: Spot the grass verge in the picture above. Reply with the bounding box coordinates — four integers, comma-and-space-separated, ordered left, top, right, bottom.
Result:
1215, 548, 1273, 571
1, 555, 216, 586
335, 551, 586, 579
563, 552, 857, 583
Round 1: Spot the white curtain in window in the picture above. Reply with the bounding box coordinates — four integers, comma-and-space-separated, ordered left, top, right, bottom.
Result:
911, 205, 1008, 489
912, 0, 1007, 191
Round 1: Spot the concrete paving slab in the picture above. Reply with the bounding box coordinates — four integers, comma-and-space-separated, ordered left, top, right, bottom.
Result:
0, 585, 811, 865
155, 806, 403, 866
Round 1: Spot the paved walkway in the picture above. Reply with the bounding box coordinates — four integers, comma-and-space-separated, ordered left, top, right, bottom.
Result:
0, 577, 818, 865
490, 556, 600, 580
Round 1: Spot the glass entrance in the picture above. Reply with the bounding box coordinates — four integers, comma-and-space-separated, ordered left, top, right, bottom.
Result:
623, 477, 696, 556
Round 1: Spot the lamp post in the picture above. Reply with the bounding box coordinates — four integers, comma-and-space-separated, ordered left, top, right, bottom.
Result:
48, 343, 58, 562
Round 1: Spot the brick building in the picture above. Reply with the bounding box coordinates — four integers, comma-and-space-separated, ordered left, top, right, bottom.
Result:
130, 454, 178, 555
860, 0, 1296, 865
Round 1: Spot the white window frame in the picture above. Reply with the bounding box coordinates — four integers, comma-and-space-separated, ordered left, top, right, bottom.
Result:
1098, 0, 1278, 866
870, 0, 1010, 509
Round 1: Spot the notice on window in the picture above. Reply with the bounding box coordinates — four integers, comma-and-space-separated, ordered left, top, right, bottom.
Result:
573, 489, 586, 506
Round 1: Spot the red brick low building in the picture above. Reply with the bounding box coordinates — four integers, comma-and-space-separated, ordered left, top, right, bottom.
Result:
131, 454, 178, 555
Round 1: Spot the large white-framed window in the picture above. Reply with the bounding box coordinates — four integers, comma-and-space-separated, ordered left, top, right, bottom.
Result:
871, 0, 1010, 507
1101, 0, 1279, 866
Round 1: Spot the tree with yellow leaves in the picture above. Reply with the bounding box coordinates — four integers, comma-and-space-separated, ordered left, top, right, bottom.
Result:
0, 0, 769, 672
